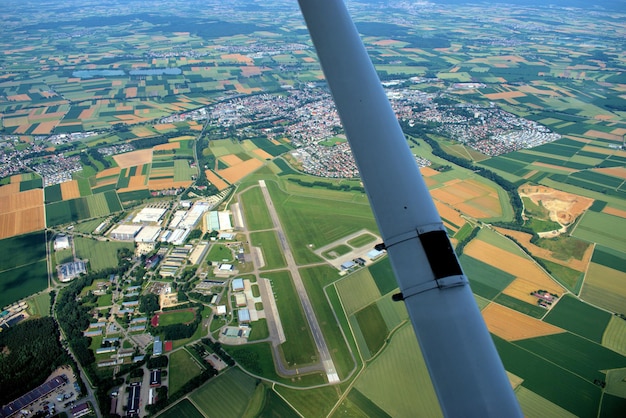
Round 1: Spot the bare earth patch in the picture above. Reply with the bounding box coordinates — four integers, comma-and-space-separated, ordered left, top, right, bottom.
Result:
519, 184, 594, 227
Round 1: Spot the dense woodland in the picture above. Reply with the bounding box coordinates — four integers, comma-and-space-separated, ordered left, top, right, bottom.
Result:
0, 317, 66, 405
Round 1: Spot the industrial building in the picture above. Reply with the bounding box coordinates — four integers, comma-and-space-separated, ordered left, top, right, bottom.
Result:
203, 210, 233, 233
110, 224, 143, 241
54, 235, 70, 251
58, 260, 87, 282
238, 308, 250, 324
232, 278, 245, 291
132, 207, 167, 224
135, 225, 161, 243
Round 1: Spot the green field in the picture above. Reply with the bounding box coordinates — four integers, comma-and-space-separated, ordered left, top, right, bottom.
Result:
0, 231, 48, 307
267, 180, 376, 264
169, 348, 203, 395
158, 309, 195, 326
515, 386, 576, 418
190, 367, 258, 418
74, 237, 134, 272
274, 384, 342, 418
355, 303, 388, 357
354, 322, 442, 417
321, 244, 351, 259
544, 294, 612, 343
207, 243, 233, 263
602, 316, 626, 356
299, 265, 355, 380
335, 269, 381, 316
493, 335, 602, 417
250, 231, 286, 270
347, 232, 377, 248
265, 270, 317, 366
158, 399, 204, 418
239, 186, 273, 231
573, 211, 626, 253
45, 191, 122, 226
368, 258, 397, 296
27, 292, 51, 317
460, 255, 516, 300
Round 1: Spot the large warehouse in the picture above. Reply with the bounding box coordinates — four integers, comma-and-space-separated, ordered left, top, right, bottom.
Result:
132, 207, 167, 224
110, 224, 143, 241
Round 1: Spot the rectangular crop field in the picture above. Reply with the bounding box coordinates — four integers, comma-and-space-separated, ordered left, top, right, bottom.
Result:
482, 303, 563, 341
493, 335, 601, 417
581, 262, 626, 315
190, 367, 257, 418
354, 322, 442, 418
368, 258, 398, 296
459, 255, 516, 300
573, 211, 626, 253
336, 269, 381, 316
0, 260, 48, 308
0, 188, 45, 239
157, 399, 204, 418
544, 294, 611, 343
355, 303, 389, 357
516, 387, 576, 418
602, 316, 626, 356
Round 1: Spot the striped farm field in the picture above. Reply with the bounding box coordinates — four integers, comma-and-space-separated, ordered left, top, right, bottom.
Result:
217, 158, 264, 184
516, 386, 577, 418
434, 200, 465, 229
60, 180, 81, 200
354, 322, 442, 417
336, 269, 381, 316
0, 189, 45, 239
482, 303, 564, 341
580, 262, 626, 315
190, 367, 258, 418
430, 178, 501, 219
602, 316, 626, 356
148, 179, 192, 190
573, 211, 626, 253
112, 148, 153, 168
464, 240, 565, 296
603, 206, 626, 218
205, 170, 229, 191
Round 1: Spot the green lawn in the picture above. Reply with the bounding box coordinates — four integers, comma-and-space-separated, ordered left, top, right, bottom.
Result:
169, 348, 203, 395
74, 237, 133, 272
190, 367, 257, 418
250, 231, 286, 270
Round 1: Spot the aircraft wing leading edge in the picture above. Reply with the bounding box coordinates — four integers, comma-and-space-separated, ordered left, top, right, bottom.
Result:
296, 0, 523, 416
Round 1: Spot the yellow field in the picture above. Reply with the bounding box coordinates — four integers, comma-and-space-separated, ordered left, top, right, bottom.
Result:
153, 142, 180, 151
465, 240, 565, 296
154, 123, 177, 131
217, 158, 264, 184
95, 168, 120, 180
584, 130, 622, 141
205, 170, 229, 191
0, 183, 20, 196
482, 303, 564, 341
0, 189, 45, 239
434, 201, 466, 230
60, 180, 81, 200
113, 149, 153, 168
220, 154, 243, 167
430, 178, 501, 219
253, 149, 273, 160
147, 179, 192, 190
419, 166, 439, 177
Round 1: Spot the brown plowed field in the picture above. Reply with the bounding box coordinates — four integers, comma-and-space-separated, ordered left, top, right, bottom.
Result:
60, 180, 81, 200
603, 206, 626, 219
482, 303, 564, 341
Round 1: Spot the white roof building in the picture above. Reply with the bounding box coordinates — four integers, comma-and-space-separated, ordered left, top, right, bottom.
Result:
133, 207, 167, 224
54, 235, 70, 251
110, 224, 143, 241
135, 226, 162, 243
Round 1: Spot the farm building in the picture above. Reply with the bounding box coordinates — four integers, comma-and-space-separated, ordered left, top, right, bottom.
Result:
110, 224, 142, 241
238, 308, 250, 324
232, 278, 244, 291
58, 260, 87, 282
132, 207, 167, 224
54, 235, 70, 251
135, 226, 161, 243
